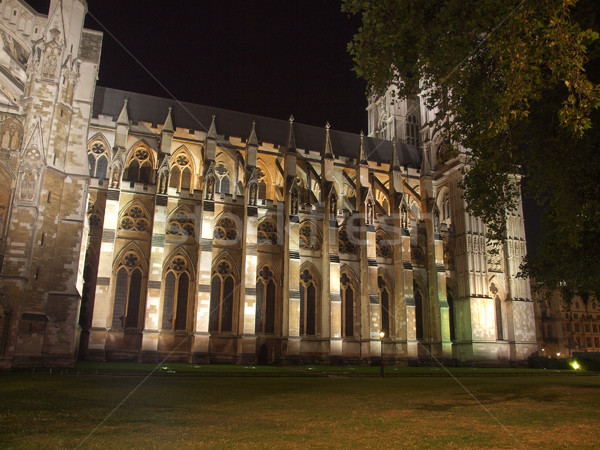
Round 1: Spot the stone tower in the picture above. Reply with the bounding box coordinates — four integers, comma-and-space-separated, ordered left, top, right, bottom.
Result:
0, 0, 102, 368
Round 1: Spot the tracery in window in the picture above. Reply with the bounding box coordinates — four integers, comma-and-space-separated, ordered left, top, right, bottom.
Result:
87, 198, 103, 228
162, 256, 191, 331
112, 249, 145, 329
257, 218, 278, 245
340, 271, 355, 338
299, 267, 318, 336
379, 276, 391, 337
169, 147, 194, 191
166, 208, 195, 240
124, 143, 154, 184
209, 260, 235, 333
0, 117, 23, 150
87, 136, 109, 182
256, 265, 276, 334
414, 280, 424, 339
299, 221, 321, 250
376, 230, 392, 258
214, 162, 230, 194
119, 203, 150, 232
338, 227, 357, 254
213, 216, 238, 241
405, 115, 419, 146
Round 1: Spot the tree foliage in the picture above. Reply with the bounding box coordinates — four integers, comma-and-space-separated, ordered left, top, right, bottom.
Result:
343, 0, 600, 300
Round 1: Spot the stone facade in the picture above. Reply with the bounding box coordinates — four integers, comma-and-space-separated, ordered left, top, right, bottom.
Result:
0, 0, 101, 368
78, 84, 537, 365
0, 1, 537, 367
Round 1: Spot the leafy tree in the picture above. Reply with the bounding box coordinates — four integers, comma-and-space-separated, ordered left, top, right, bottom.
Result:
343, 0, 600, 301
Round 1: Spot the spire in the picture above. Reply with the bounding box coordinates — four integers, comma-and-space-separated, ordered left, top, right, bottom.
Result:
358, 130, 367, 166
160, 107, 174, 154
391, 138, 401, 172
247, 121, 258, 147
117, 98, 129, 125
246, 121, 258, 168
285, 114, 296, 154
205, 114, 218, 162
162, 107, 174, 133
207, 114, 217, 139
323, 122, 334, 159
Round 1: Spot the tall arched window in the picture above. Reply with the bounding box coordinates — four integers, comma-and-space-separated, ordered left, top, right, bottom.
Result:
87, 137, 109, 184
340, 272, 355, 338
405, 115, 419, 146
299, 268, 318, 336
495, 294, 504, 340
378, 276, 391, 336
448, 290, 456, 341
214, 162, 230, 194
124, 144, 153, 184
112, 250, 145, 329
258, 179, 267, 200
170, 150, 194, 191
209, 260, 235, 333
256, 265, 276, 334
162, 257, 191, 331
414, 280, 424, 339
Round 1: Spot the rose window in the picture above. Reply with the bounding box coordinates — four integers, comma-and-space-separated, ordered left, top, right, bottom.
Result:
92, 142, 105, 154
257, 220, 278, 245
119, 204, 150, 232
299, 223, 320, 250
338, 229, 357, 254
171, 257, 186, 272
124, 252, 138, 268
213, 217, 238, 241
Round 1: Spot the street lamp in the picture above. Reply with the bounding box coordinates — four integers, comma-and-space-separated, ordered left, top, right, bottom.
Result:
379, 330, 385, 378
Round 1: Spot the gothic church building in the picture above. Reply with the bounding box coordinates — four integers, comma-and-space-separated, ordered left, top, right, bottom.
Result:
0, 0, 537, 367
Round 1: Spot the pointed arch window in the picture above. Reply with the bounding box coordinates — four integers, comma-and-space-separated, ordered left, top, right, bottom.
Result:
209, 260, 235, 333
86, 199, 103, 228
119, 203, 150, 232
448, 290, 456, 342
378, 276, 391, 337
299, 221, 321, 250
87, 138, 109, 183
256, 265, 276, 334
162, 257, 191, 331
214, 162, 230, 194
299, 268, 318, 336
338, 227, 357, 254
112, 250, 145, 329
405, 115, 419, 146
124, 145, 153, 184
0, 118, 23, 151
340, 272, 355, 338
414, 280, 424, 339
376, 231, 392, 258
258, 178, 267, 200
169, 151, 194, 191
257, 219, 278, 245
166, 209, 195, 241
213, 216, 238, 242
495, 294, 504, 341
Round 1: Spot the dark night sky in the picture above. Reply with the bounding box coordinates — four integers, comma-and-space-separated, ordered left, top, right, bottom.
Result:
29, 0, 368, 134
26, 0, 544, 254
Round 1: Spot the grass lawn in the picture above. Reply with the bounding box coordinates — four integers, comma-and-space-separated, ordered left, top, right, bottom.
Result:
0, 369, 599, 448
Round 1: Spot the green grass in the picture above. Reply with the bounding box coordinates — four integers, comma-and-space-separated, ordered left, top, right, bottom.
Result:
1, 371, 599, 448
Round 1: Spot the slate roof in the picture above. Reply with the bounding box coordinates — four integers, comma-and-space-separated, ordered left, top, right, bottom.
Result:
92, 86, 422, 168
